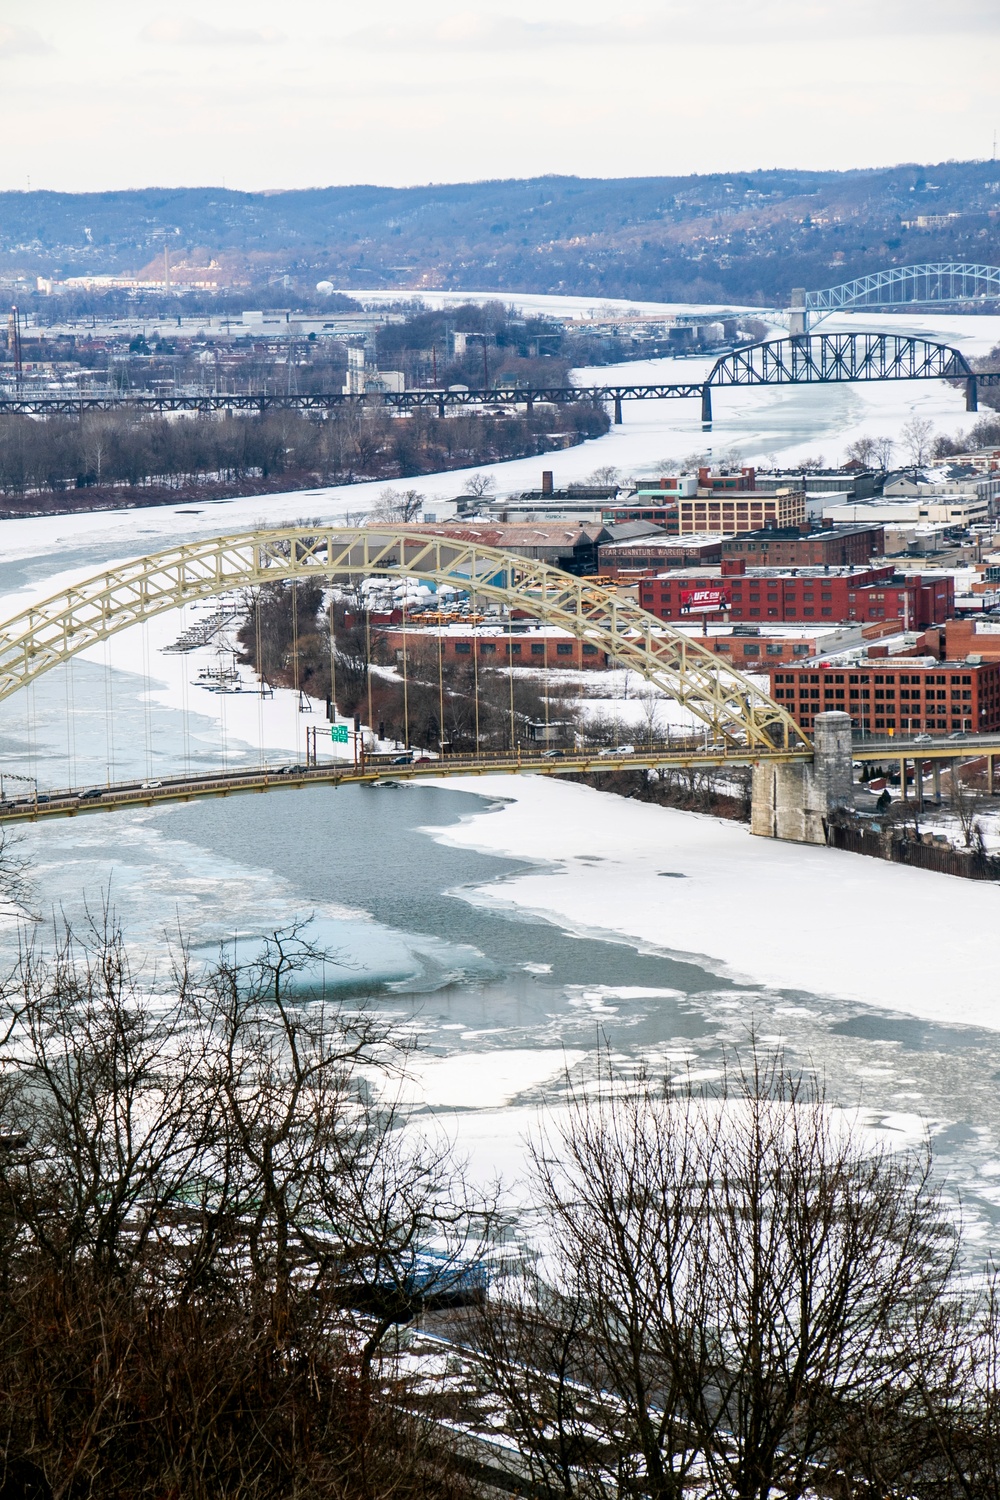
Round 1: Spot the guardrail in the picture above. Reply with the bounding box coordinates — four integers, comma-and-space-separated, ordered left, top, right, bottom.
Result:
0, 743, 813, 824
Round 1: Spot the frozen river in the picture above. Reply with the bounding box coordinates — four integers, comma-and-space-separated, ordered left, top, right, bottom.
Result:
0, 302, 997, 1233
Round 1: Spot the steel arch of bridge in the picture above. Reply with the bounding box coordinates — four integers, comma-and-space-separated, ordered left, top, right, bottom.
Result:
0, 527, 806, 753
806, 264, 1000, 314
706, 332, 973, 388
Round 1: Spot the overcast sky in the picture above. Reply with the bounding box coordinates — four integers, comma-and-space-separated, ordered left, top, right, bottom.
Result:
3, 0, 999, 193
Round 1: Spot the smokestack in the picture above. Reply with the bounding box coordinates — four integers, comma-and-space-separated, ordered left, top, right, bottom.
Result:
541, 470, 553, 496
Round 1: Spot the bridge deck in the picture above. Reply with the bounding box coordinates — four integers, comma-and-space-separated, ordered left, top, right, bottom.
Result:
0, 747, 812, 825
854, 734, 1000, 759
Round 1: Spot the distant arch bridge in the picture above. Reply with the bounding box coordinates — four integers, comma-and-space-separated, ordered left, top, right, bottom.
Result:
805, 264, 1000, 321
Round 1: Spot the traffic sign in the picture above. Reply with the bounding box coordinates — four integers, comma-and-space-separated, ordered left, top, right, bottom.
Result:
331, 724, 349, 743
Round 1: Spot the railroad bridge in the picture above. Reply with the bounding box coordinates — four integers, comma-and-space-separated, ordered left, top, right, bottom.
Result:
0, 331, 993, 425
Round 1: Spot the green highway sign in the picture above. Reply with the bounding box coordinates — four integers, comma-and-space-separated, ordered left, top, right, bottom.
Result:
331, 724, 349, 743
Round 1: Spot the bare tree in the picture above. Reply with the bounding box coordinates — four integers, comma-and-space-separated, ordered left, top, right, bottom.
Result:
845, 434, 877, 468
636, 687, 664, 744
872, 434, 896, 472
0, 828, 35, 921
462, 471, 495, 497
901, 416, 935, 471
476, 1043, 957, 1500
950, 772, 986, 852
0, 912, 489, 1497
921, 1267, 1000, 1500
368, 484, 423, 524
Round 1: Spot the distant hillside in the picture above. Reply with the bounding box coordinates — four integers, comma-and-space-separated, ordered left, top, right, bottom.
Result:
4, 160, 1000, 305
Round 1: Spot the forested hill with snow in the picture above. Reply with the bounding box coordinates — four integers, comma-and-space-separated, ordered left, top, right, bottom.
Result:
6, 158, 1000, 305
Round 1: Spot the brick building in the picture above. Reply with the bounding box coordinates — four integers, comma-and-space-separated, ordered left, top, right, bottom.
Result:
704, 628, 858, 669
769, 657, 1000, 735
383, 627, 609, 670
923, 618, 1000, 661
598, 533, 724, 575
678, 486, 805, 535
720, 523, 884, 569
639, 564, 954, 629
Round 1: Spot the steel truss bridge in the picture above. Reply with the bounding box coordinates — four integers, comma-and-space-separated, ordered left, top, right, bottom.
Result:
806, 263, 1000, 316
0, 525, 811, 821
0, 747, 812, 826
1, 333, 995, 424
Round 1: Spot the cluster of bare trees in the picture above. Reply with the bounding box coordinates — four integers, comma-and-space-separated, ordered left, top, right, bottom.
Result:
2, 870, 1000, 1498
238, 580, 579, 752
471, 1048, 1000, 1500
0, 912, 488, 1498
933, 412, 1000, 460
0, 400, 608, 502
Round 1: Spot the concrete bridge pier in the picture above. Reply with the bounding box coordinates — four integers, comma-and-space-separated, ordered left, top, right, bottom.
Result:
750, 711, 855, 844
966, 375, 979, 413
700, 385, 713, 427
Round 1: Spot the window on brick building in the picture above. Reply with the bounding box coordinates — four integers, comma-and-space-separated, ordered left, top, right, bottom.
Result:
556, 643, 572, 656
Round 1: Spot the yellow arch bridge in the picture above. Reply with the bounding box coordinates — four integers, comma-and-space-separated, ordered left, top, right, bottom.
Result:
0, 525, 816, 825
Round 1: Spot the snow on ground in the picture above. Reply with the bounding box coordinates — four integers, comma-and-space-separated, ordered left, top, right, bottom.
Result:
347, 290, 759, 319
423, 773, 999, 1031
391, 1049, 585, 1111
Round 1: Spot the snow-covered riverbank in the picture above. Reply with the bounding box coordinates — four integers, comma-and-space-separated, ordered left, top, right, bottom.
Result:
426, 774, 998, 1030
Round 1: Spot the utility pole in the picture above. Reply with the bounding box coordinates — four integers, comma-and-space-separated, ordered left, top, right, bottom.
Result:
7, 306, 22, 389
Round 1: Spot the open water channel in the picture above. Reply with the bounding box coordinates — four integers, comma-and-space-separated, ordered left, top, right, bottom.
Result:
3, 755, 1000, 1247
